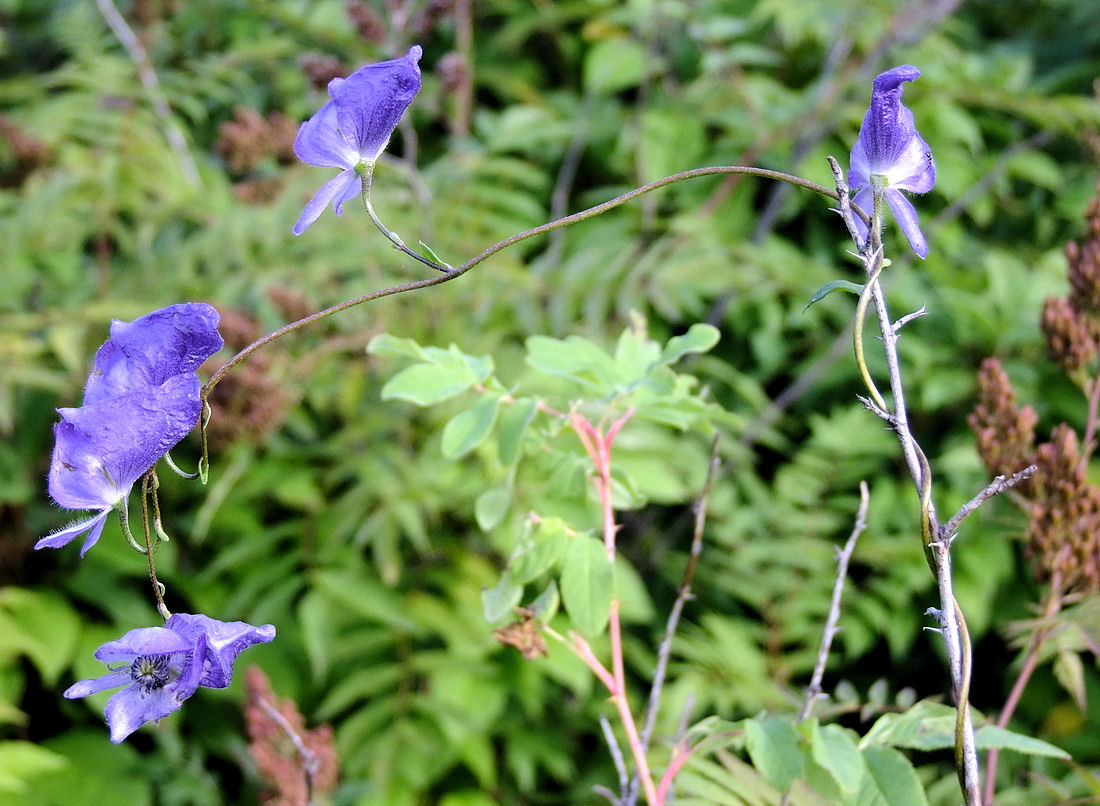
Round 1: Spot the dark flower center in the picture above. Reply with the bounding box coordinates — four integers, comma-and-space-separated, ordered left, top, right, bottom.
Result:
130, 654, 172, 691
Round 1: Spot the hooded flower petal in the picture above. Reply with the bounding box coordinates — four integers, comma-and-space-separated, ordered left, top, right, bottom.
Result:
40, 304, 223, 554
165, 613, 277, 689
64, 615, 275, 743
847, 65, 935, 258
292, 46, 422, 234
329, 45, 423, 163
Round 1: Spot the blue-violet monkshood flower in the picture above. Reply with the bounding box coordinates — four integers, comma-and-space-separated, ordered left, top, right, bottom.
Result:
36, 303, 223, 556
64, 613, 275, 743
848, 65, 936, 258
292, 45, 423, 235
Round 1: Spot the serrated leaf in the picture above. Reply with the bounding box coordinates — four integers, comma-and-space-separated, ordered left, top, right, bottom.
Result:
804, 280, 864, 311
475, 485, 511, 531
974, 725, 1069, 759
442, 393, 501, 458
660, 323, 721, 364
560, 535, 614, 636
862, 745, 928, 806
482, 571, 523, 624
496, 396, 538, 466
743, 714, 803, 790
510, 517, 570, 584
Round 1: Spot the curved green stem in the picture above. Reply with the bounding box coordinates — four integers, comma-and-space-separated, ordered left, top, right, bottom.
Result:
360, 165, 451, 272
853, 251, 888, 412
204, 165, 843, 397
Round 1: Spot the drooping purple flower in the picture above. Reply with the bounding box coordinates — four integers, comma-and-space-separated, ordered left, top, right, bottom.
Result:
65, 614, 275, 743
848, 66, 936, 258
292, 45, 423, 235
37, 303, 223, 556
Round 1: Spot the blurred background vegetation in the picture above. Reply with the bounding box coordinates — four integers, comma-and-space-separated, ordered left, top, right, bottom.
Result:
2, 0, 1100, 804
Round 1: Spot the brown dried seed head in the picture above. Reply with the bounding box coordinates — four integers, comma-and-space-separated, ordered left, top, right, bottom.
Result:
1041, 296, 1099, 372
345, 1, 386, 43
968, 358, 1038, 486
1067, 183, 1100, 313
301, 53, 348, 90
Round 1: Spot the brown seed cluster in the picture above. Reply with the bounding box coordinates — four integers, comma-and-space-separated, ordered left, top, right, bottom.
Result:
968, 358, 1038, 487
0, 116, 49, 188
971, 188, 1100, 593
1041, 185, 1100, 371
203, 309, 289, 451
1027, 425, 1100, 591
345, 1, 385, 43
301, 53, 348, 90
245, 667, 339, 806
215, 108, 298, 176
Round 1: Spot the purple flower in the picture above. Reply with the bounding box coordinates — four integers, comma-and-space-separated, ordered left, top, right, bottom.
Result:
37, 303, 223, 556
848, 66, 936, 258
292, 45, 423, 235
65, 614, 275, 743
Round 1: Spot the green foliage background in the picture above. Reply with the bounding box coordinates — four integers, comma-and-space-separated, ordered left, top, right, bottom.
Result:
2, 0, 1099, 803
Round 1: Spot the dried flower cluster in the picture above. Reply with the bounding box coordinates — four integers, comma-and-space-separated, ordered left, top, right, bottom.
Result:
215, 108, 298, 176
245, 667, 339, 806
203, 309, 289, 451
0, 116, 49, 188
1041, 185, 1100, 372
971, 190, 1100, 593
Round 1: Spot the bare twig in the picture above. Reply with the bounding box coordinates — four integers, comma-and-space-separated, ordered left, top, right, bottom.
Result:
599, 715, 630, 805
798, 481, 871, 721
95, 0, 200, 187
254, 694, 321, 804
892, 306, 928, 333
626, 436, 722, 806
942, 465, 1038, 539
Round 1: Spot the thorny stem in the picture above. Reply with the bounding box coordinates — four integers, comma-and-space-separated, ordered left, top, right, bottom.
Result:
626, 435, 722, 806
831, 160, 981, 806
202, 166, 852, 398
982, 574, 1065, 806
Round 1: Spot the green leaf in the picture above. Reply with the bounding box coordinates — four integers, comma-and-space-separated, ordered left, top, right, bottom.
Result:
475, 485, 511, 531
417, 240, 450, 267
0, 588, 80, 685
495, 396, 538, 466
614, 317, 660, 384
804, 280, 864, 311
525, 335, 618, 394
0, 741, 68, 794
862, 746, 929, 806
381, 363, 478, 406
1053, 649, 1087, 710
660, 323, 721, 364
442, 393, 501, 459
482, 571, 523, 624
810, 723, 866, 795
743, 714, 803, 790
560, 534, 614, 636
510, 517, 570, 584
367, 333, 427, 360
529, 581, 560, 623
974, 725, 1070, 759
583, 37, 648, 95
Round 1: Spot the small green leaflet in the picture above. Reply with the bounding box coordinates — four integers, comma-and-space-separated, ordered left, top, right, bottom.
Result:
804, 280, 864, 311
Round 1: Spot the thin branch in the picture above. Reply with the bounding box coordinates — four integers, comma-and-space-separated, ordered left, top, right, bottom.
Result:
798, 480, 870, 721
942, 465, 1038, 539
626, 436, 721, 806
95, 0, 200, 187
204, 165, 844, 396
254, 693, 321, 805
892, 306, 928, 333
600, 715, 630, 805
